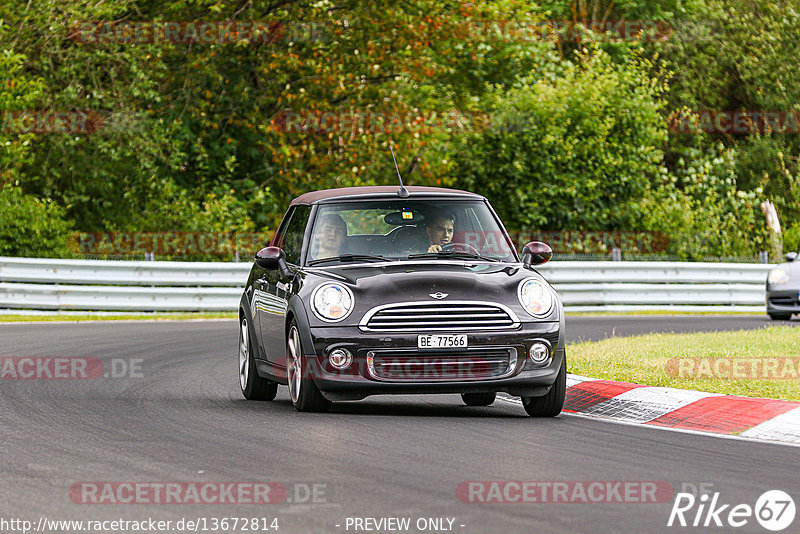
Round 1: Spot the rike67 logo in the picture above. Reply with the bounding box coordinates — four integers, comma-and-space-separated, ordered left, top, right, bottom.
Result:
668, 489, 796, 531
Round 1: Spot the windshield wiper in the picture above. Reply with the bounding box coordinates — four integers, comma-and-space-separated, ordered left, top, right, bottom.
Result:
307, 254, 389, 266
406, 251, 500, 262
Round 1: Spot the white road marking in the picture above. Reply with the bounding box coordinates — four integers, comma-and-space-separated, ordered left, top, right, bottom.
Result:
740, 406, 800, 443
583, 386, 722, 424
495, 393, 800, 448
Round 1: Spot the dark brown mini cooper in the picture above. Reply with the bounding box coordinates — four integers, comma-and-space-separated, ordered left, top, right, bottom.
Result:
238, 186, 565, 415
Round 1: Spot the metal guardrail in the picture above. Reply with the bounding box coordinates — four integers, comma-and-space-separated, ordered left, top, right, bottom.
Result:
536, 261, 772, 312
0, 257, 249, 312
0, 257, 250, 286
0, 257, 773, 312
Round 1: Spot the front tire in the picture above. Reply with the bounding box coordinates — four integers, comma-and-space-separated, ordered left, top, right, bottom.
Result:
769, 313, 792, 321
286, 321, 331, 413
521, 355, 566, 417
239, 317, 278, 401
461, 392, 496, 406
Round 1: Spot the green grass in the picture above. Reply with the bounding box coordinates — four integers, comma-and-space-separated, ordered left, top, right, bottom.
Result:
568, 326, 800, 401
0, 312, 237, 322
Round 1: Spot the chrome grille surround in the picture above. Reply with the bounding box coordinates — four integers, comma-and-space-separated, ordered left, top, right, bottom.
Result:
359, 301, 520, 332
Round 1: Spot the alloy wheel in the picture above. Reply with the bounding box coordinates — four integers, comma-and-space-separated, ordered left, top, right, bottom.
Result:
287, 326, 302, 404
239, 319, 249, 391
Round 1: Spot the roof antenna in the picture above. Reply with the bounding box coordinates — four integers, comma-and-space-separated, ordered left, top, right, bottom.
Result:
390, 143, 410, 198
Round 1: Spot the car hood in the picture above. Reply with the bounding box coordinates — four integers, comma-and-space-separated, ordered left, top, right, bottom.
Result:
300, 261, 558, 323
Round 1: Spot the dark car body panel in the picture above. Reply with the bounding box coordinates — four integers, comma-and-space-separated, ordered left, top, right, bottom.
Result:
241, 186, 564, 400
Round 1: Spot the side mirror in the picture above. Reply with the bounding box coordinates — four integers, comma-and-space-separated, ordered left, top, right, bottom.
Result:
255, 246, 286, 270
521, 241, 553, 266
786, 252, 798, 263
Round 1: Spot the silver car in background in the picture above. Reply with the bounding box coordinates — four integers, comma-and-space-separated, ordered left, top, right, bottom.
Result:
767, 251, 800, 320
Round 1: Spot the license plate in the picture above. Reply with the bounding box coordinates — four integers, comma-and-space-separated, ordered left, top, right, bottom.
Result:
417, 334, 468, 349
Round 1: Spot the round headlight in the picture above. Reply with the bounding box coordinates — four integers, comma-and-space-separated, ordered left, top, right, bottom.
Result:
312, 283, 354, 322
768, 268, 790, 286
517, 278, 554, 318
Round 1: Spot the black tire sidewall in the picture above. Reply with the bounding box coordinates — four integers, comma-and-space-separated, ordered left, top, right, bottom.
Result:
288, 320, 331, 412
241, 317, 277, 401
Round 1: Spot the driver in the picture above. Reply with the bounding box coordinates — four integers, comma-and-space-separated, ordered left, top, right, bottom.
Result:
425, 212, 455, 253
314, 213, 347, 259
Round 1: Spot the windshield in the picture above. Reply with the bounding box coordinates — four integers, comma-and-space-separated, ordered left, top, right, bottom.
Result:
305, 199, 518, 265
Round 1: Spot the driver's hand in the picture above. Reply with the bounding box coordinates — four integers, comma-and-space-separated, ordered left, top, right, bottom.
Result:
427, 244, 442, 253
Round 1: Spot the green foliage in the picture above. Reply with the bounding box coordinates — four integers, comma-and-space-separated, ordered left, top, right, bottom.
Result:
2, 0, 554, 234
538, 0, 685, 20
0, 186, 73, 257
655, 1, 800, 112
0, 47, 45, 184
784, 224, 800, 254
0, 0, 798, 260
638, 144, 762, 259
452, 47, 667, 230
654, 0, 800, 225
116, 178, 258, 234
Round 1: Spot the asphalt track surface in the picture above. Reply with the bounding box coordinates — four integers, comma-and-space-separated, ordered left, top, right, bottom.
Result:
1, 316, 798, 534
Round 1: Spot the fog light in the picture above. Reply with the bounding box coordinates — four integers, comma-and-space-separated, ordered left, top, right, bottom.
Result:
529, 342, 550, 364
328, 348, 353, 369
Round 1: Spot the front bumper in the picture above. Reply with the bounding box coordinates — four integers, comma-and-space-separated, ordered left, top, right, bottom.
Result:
767, 287, 800, 314
304, 323, 563, 400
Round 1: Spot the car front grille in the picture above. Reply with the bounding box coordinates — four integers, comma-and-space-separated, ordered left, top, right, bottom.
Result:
366, 348, 516, 381
769, 295, 799, 306
360, 302, 519, 332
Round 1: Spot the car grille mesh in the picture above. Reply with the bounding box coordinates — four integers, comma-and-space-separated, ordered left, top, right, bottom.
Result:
769, 295, 798, 306
362, 303, 517, 332
368, 349, 514, 381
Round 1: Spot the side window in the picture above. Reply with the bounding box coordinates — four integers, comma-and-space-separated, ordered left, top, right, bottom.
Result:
278, 205, 311, 264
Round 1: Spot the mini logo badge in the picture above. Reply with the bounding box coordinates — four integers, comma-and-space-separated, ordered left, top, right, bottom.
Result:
429, 292, 449, 300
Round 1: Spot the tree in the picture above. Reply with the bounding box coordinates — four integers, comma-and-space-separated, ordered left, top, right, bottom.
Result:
452, 47, 668, 231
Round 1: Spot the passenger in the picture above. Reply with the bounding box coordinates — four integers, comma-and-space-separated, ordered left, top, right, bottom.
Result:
314, 214, 347, 259
425, 212, 455, 253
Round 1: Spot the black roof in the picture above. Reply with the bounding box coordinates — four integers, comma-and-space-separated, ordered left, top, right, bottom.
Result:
289, 186, 483, 205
